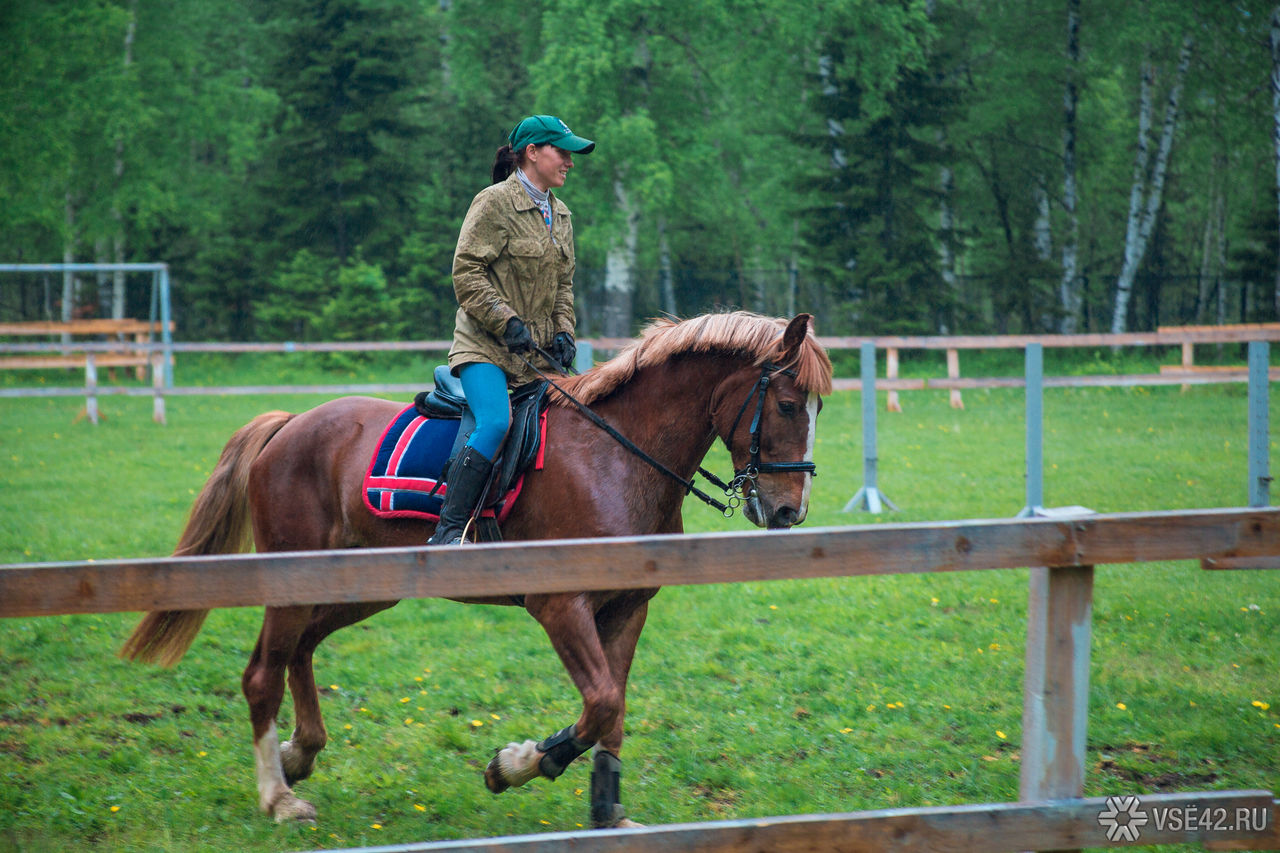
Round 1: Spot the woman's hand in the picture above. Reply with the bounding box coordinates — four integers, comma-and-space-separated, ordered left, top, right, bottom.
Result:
502, 317, 534, 353
552, 332, 576, 369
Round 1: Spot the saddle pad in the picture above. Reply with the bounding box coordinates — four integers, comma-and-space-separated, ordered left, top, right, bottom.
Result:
362, 404, 544, 522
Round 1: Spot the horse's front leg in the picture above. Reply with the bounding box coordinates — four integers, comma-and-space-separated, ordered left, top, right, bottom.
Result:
484, 593, 621, 795
588, 591, 653, 829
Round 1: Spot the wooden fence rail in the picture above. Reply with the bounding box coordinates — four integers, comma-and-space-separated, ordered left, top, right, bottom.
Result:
1, 508, 1278, 851
1, 507, 1275, 617
2, 325, 1276, 420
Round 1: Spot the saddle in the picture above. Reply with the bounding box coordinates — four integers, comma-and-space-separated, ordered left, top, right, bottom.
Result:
361, 366, 551, 540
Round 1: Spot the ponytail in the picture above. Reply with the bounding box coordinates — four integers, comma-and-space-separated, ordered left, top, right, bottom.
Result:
491, 144, 517, 184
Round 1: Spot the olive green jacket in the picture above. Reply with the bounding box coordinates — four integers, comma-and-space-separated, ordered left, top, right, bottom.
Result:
447, 172, 576, 385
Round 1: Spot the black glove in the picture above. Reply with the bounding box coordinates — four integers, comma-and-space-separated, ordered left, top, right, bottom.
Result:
551, 331, 576, 369
502, 316, 533, 354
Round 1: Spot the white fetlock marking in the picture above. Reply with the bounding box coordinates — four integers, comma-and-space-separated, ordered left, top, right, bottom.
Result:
254, 722, 290, 814
496, 740, 543, 788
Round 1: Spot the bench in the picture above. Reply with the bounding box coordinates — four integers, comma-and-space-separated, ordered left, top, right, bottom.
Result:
0, 319, 172, 381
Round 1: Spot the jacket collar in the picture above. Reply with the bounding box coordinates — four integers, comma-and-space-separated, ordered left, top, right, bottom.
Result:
502, 171, 570, 217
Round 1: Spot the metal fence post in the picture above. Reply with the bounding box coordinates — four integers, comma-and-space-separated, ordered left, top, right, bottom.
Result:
843, 342, 899, 513
1248, 341, 1270, 508
1018, 342, 1044, 518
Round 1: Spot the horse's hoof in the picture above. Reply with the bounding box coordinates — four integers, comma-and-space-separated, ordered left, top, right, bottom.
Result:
271, 791, 318, 823
280, 740, 316, 786
484, 754, 510, 794
485, 740, 542, 793
613, 818, 644, 828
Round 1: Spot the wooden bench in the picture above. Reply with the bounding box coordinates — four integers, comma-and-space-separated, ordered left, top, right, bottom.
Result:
0, 319, 171, 381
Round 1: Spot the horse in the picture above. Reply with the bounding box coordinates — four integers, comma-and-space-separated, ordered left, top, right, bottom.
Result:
120, 311, 833, 829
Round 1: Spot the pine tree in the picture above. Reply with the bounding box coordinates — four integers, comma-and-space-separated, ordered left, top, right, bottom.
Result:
257, 0, 435, 268
800, 18, 961, 334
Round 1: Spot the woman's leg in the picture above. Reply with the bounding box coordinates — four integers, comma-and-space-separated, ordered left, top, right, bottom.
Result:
426, 362, 509, 545
458, 362, 511, 458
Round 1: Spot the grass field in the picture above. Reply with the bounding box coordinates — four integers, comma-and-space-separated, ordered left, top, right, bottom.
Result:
0, 360, 1277, 852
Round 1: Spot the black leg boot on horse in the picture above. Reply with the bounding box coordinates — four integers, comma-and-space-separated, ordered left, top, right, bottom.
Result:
427, 445, 496, 545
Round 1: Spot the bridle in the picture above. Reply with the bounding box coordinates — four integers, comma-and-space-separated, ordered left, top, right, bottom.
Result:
523, 350, 817, 518
703, 361, 818, 509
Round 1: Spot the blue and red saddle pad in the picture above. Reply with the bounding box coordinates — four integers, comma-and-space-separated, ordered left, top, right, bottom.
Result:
362, 404, 546, 523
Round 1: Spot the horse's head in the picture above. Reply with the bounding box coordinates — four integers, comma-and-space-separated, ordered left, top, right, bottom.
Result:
712, 314, 829, 530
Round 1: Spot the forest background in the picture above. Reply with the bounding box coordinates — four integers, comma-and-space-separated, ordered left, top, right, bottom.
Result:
3, 0, 1280, 343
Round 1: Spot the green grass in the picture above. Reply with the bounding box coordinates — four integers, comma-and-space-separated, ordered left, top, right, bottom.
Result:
0, 376, 1277, 852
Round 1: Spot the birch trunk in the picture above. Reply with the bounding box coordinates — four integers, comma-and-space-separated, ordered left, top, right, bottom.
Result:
111, 0, 136, 320
657, 217, 676, 316
1271, 6, 1280, 316
1033, 175, 1052, 263
1196, 159, 1225, 324
438, 0, 452, 88
62, 192, 76, 345
1058, 0, 1082, 333
787, 219, 799, 319
938, 161, 958, 333
602, 179, 639, 338
1110, 35, 1193, 334
818, 54, 847, 171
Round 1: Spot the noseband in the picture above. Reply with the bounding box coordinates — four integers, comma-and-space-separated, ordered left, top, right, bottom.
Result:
523, 352, 817, 518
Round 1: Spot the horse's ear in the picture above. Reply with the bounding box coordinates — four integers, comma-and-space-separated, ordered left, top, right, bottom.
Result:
780, 313, 813, 362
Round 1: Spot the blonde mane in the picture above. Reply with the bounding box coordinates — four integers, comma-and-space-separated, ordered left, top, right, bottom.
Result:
553, 312, 833, 406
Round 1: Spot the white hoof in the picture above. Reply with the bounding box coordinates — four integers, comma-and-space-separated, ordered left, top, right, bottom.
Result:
485, 740, 542, 793
270, 790, 317, 823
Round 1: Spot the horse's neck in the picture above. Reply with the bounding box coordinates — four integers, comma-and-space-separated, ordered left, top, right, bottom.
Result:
594, 354, 734, 478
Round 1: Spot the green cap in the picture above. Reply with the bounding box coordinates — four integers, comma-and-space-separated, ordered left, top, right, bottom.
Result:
508, 115, 595, 154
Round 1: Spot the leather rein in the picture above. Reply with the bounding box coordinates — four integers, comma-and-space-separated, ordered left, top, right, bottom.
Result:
522, 348, 817, 518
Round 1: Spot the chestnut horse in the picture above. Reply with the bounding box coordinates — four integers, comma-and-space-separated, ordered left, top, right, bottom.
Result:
121, 312, 833, 828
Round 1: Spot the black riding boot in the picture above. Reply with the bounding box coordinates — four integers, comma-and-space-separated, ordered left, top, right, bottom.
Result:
426, 445, 495, 545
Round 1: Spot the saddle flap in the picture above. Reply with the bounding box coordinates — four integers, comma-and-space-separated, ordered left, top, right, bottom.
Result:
494, 380, 552, 494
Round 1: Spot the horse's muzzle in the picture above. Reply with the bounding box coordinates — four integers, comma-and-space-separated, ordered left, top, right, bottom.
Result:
744, 494, 805, 529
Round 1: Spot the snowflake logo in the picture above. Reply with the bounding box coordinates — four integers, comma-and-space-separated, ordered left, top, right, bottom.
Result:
1097, 795, 1149, 841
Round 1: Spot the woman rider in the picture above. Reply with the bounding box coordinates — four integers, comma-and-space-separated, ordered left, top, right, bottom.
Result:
427, 115, 595, 545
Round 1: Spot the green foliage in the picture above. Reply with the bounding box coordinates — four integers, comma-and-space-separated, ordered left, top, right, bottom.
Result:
3, 0, 1280, 339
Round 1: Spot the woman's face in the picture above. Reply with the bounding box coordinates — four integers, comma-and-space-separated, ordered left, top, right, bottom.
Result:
524, 144, 574, 191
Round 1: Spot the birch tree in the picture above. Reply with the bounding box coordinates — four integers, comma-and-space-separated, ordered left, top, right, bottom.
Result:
1271, 5, 1280, 316
1110, 33, 1194, 334
1058, 0, 1082, 333
110, 0, 137, 320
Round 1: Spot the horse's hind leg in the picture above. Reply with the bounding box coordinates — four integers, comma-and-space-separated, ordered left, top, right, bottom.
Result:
243, 605, 317, 822
280, 602, 397, 786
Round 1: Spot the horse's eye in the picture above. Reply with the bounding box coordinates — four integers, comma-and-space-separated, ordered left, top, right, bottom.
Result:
778, 400, 798, 417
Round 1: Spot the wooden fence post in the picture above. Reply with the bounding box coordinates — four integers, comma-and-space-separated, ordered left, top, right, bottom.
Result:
887, 347, 902, 412
947, 347, 964, 409
1020, 563, 1094, 814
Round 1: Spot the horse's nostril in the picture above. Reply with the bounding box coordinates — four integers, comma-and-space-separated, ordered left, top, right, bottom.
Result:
772, 506, 800, 528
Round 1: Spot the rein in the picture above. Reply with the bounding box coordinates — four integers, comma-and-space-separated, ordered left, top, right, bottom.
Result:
520, 346, 816, 518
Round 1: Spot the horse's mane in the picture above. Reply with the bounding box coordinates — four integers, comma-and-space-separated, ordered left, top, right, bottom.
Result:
553, 312, 833, 406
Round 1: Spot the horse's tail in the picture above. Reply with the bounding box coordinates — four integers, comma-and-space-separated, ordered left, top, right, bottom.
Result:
119, 410, 294, 667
